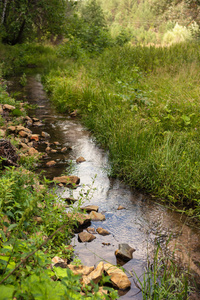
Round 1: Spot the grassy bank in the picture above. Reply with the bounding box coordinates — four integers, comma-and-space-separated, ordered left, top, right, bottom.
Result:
40, 42, 200, 220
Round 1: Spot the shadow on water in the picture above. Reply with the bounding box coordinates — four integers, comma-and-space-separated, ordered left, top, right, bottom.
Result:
8, 74, 200, 299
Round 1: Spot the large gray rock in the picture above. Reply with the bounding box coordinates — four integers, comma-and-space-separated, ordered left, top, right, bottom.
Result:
115, 243, 135, 263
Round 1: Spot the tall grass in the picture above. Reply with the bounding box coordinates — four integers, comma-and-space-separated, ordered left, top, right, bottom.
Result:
43, 42, 200, 219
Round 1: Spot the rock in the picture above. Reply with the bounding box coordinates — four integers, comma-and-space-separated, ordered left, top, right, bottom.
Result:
24, 116, 32, 122
26, 120, 33, 126
45, 146, 51, 152
68, 265, 94, 276
33, 216, 43, 224
66, 212, 91, 227
28, 147, 39, 156
20, 142, 29, 151
0, 105, 3, 114
51, 149, 57, 153
76, 156, 86, 164
0, 129, 5, 137
117, 205, 126, 210
33, 121, 43, 127
3, 104, 16, 111
54, 141, 60, 145
7, 126, 16, 133
46, 160, 56, 167
115, 243, 135, 263
82, 262, 104, 286
41, 131, 50, 139
102, 242, 111, 246
32, 117, 39, 122
78, 231, 96, 242
53, 175, 80, 186
16, 125, 31, 134
104, 263, 131, 290
96, 227, 110, 236
86, 227, 96, 234
80, 205, 99, 212
61, 147, 67, 152
89, 211, 105, 221
52, 256, 68, 268
18, 130, 28, 138
31, 134, 39, 142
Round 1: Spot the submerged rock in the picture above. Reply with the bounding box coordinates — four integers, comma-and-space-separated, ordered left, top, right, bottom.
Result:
96, 227, 110, 236
89, 211, 105, 221
46, 160, 56, 167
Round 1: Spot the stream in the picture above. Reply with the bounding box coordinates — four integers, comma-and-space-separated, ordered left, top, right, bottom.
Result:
8, 74, 200, 299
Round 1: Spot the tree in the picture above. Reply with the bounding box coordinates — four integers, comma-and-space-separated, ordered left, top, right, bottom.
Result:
0, 0, 68, 45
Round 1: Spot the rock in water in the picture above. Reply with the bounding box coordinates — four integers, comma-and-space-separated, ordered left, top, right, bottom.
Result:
115, 243, 135, 263
78, 231, 96, 242
96, 227, 110, 236
104, 263, 131, 290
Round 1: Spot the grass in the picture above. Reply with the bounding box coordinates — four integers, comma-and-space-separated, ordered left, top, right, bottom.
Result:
39, 42, 200, 220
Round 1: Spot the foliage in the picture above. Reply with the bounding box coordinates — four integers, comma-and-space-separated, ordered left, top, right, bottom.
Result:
0, 0, 67, 45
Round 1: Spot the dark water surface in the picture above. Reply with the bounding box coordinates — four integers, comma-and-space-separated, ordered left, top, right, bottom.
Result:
8, 75, 200, 299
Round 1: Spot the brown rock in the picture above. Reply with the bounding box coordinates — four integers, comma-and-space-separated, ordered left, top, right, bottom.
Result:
18, 130, 28, 138
41, 131, 50, 139
86, 227, 96, 234
78, 231, 96, 243
16, 125, 31, 133
76, 156, 86, 164
20, 142, 29, 151
117, 205, 126, 210
24, 116, 32, 122
89, 211, 105, 221
80, 205, 99, 212
31, 134, 39, 142
82, 262, 104, 286
46, 160, 56, 167
54, 141, 60, 145
70, 110, 78, 117
115, 243, 135, 263
66, 212, 91, 227
28, 147, 39, 156
26, 120, 33, 126
53, 175, 80, 186
61, 147, 67, 152
3, 104, 15, 111
33, 216, 43, 224
7, 126, 16, 133
33, 117, 39, 122
104, 263, 131, 290
96, 227, 110, 236
33, 121, 43, 127
45, 146, 51, 152
68, 265, 94, 276
0, 105, 3, 114
52, 256, 68, 268
0, 129, 5, 137
51, 149, 57, 153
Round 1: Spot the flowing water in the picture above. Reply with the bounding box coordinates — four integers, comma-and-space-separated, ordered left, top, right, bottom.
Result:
8, 74, 200, 299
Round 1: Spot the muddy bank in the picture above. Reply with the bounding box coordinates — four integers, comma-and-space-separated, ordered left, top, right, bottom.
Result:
8, 74, 200, 299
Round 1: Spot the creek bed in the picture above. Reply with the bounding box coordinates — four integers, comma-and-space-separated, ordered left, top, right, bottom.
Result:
8, 74, 200, 299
